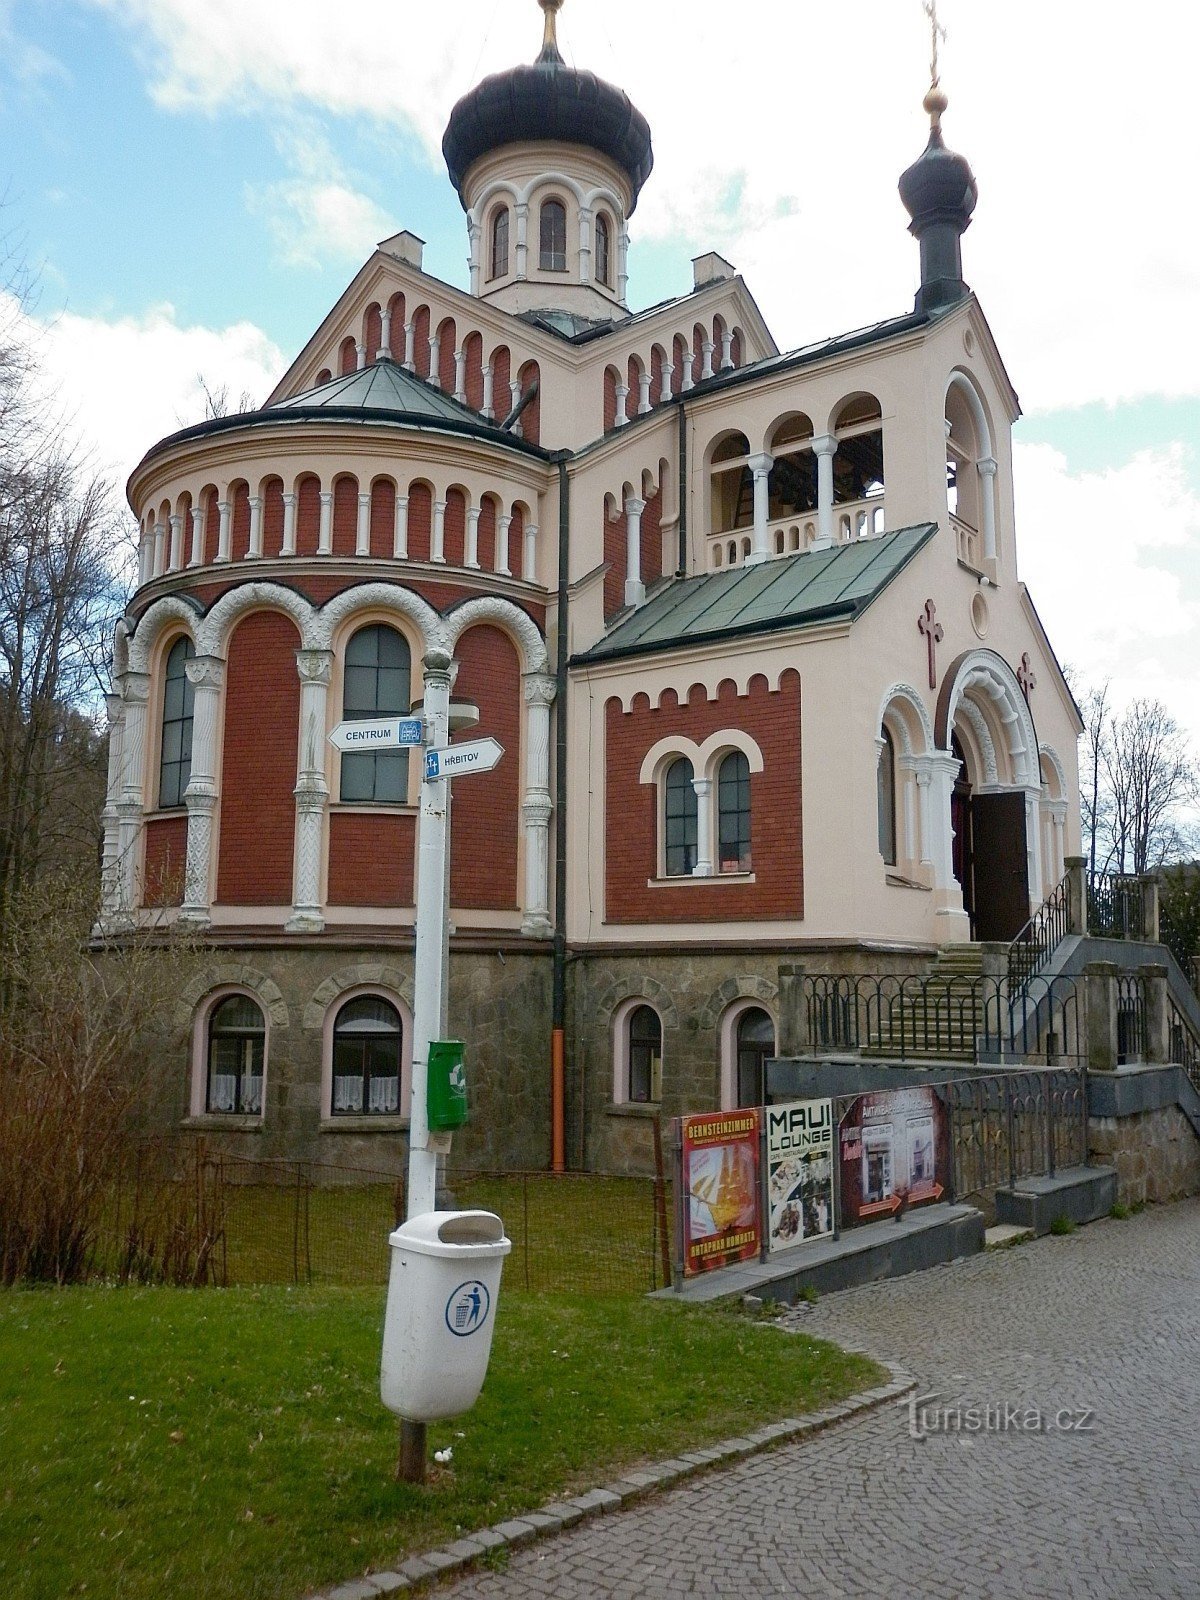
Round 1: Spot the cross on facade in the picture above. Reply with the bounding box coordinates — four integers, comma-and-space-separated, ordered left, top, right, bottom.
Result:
918, 598, 944, 690
1018, 651, 1037, 702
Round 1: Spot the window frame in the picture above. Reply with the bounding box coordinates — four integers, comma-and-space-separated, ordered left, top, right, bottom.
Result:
338, 622, 412, 805
158, 634, 195, 810
717, 750, 752, 874
595, 211, 612, 287
663, 757, 698, 877
330, 993, 404, 1118
191, 988, 267, 1120
877, 725, 898, 866
612, 998, 664, 1107
539, 197, 568, 273
489, 205, 510, 280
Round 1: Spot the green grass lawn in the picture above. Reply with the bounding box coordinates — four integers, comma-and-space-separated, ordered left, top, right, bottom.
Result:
0, 1283, 880, 1600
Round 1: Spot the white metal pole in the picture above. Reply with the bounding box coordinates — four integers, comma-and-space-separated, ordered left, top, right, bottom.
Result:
407, 645, 452, 1218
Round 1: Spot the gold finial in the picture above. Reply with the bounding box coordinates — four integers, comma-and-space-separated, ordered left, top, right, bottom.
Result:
922, 0, 948, 127
539, 0, 565, 55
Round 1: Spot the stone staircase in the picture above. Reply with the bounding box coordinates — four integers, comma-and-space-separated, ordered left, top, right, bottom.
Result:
862, 944, 985, 1062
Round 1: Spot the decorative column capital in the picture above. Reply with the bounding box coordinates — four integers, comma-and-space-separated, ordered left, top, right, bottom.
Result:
184, 654, 226, 692
523, 673, 557, 707
624, 495, 646, 517
977, 455, 998, 478
121, 671, 151, 705
747, 452, 774, 478
295, 648, 334, 686
811, 433, 837, 457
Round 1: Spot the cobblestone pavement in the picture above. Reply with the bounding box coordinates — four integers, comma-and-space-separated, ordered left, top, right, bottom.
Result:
439, 1201, 1200, 1599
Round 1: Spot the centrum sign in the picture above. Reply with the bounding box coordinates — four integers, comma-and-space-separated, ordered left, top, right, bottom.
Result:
329, 717, 425, 751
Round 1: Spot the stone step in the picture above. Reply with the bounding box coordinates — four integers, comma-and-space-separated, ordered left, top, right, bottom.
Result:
985, 1223, 1034, 1250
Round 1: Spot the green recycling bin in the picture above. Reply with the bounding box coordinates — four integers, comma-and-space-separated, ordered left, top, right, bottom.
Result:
427, 1040, 468, 1131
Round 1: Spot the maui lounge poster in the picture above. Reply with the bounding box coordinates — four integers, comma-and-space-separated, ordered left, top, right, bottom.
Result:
680, 1109, 762, 1276
766, 1099, 835, 1253
838, 1085, 949, 1224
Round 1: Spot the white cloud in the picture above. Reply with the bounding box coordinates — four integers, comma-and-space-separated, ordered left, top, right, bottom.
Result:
246, 175, 396, 269
1014, 439, 1200, 747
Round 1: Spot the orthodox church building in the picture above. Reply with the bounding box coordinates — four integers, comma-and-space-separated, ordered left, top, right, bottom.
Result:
100, 0, 1083, 1174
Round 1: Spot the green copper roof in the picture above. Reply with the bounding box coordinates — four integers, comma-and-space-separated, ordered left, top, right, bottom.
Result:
269, 358, 509, 433
576, 523, 936, 665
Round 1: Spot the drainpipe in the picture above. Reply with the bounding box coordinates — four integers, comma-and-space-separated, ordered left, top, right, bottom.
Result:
676, 399, 688, 576
551, 453, 571, 1171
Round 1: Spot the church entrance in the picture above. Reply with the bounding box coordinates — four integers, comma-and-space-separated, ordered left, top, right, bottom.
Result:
950, 734, 1030, 943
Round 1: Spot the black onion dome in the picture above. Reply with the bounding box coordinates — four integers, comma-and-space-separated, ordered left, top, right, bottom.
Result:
442, 38, 654, 214
899, 111, 977, 233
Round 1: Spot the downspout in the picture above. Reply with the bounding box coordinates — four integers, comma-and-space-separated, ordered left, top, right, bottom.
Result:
551, 452, 571, 1172
676, 398, 688, 576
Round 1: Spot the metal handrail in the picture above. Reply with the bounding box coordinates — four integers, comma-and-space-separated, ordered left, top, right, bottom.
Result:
1008, 872, 1071, 990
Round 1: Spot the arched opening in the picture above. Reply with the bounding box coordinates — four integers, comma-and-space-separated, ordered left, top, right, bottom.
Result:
664, 757, 698, 876
735, 1007, 774, 1108
626, 1004, 661, 1104
339, 624, 412, 803
595, 212, 612, 287
945, 375, 994, 566
331, 995, 402, 1115
717, 750, 752, 873
206, 994, 265, 1115
877, 726, 897, 866
490, 205, 510, 280
709, 431, 753, 537
832, 394, 885, 541
158, 635, 195, 809
540, 197, 567, 272
767, 413, 816, 531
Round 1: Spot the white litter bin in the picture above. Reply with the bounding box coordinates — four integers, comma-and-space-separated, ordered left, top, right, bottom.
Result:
380, 1209, 512, 1422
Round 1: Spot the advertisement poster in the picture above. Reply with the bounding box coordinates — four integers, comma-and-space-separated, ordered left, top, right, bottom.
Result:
766, 1099, 835, 1254
680, 1109, 761, 1277
839, 1086, 949, 1224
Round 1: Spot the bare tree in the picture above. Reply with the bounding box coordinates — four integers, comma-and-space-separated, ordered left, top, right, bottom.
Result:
195, 371, 256, 419
1078, 680, 1111, 877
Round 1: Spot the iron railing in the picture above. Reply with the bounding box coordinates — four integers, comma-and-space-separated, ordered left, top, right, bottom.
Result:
1087, 871, 1143, 940
1168, 998, 1200, 1095
1008, 873, 1071, 989
803, 972, 1082, 1065
1159, 896, 1198, 992
1116, 974, 1147, 1065
944, 1068, 1088, 1205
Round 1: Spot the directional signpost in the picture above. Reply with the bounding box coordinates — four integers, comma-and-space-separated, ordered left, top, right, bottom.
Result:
423, 736, 504, 782
329, 716, 425, 752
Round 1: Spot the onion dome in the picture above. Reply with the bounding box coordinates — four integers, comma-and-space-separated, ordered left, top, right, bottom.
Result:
442, 0, 654, 214
898, 86, 978, 315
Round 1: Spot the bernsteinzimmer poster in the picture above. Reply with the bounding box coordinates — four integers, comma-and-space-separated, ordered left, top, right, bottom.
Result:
679, 1108, 761, 1277
838, 1085, 949, 1225
766, 1099, 835, 1254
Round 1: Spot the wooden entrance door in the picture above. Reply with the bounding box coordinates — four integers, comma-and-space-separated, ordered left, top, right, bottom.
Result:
971, 791, 1030, 941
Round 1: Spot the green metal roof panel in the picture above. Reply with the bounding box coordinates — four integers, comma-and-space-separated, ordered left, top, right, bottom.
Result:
269, 358, 504, 432
576, 523, 936, 664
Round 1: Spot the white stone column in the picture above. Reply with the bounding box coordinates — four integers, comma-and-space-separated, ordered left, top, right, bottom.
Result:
247, 495, 263, 559
468, 222, 482, 296
378, 304, 392, 359
521, 674, 556, 935
317, 490, 333, 556
286, 649, 334, 934
624, 495, 646, 607
618, 227, 630, 304
428, 332, 442, 389
167, 514, 183, 571
465, 504, 481, 569
403, 320, 416, 371
356, 491, 371, 557
355, 341, 366, 371
136, 528, 149, 586
638, 371, 652, 414
614, 381, 629, 428
509, 378, 523, 437
1024, 785, 1044, 909
578, 206, 593, 283
692, 777, 713, 877
1048, 798, 1068, 886
116, 671, 151, 912
281, 492, 297, 556
922, 749, 971, 934
898, 753, 922, 865
701, 339, 715, 380
680, 349, 695, 392
153, 520, 166, 576
482, 363, 495, 420
746, 453, 773, 565
454, 347, 467, 404
431, 498, 447, 563
515, 202, 529, 279
178, 655, 225, 927
394, 494, 409, 559
98, 690, 126, 922
658, 361, 674, 403
719, 329, 734, 369
978, 455, 998, 565
216, 499, 232, 563
189, 504, 205, 567
496, 514, 513, 577
523, 520, 538, 582
812, 434, 837, 548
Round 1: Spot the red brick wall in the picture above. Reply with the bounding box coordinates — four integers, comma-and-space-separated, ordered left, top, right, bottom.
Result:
478, 496, 498, 570
143, 815, 187, 907
438, 319, 457, 393
263, 478, 284, 557
230, 482, 250, 562
296, 475, 321, 557
216, 611, 301, 905
408, 482, 432, 562
370, 478, 395, 558
643, 484, 664, 588
508, 504, 525, 577
332, 476, 358, 557
492, 346, 511, 420
448, 625, 521, 909
604, 499, 626, 620
464, 332, 485, 411
328, 812, 415, 906
650, 346, 664, 402
604, 671, 803, 923
413, 306, 431, 378
518, 360, 540, 446
444, 488, 466, 567
604, 366, 617, 432
364, 304, 382, 359
387, 292, 406, 360
339, 336, 356, 375
204, 493, 220, 564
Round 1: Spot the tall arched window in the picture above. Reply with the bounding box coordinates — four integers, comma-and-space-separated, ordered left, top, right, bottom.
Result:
877, 726, 897, 865
717, 751, 751, 873
340, 625, 411, 803
331, 996, 401, 1115
736, 1008, 774, 1109
664, 758, 698, 877
540, 198, 567, 272
159, 636, 195, 809
595, 213, 612, 286
627, 1005, 662, 1104
206, 994, 265, 1115
490, 206, 510, 280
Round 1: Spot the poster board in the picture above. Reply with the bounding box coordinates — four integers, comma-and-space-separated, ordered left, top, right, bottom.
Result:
679, 1109, 762, 1276
838, 1085, 949, 1224
765, 1099, 835, 1254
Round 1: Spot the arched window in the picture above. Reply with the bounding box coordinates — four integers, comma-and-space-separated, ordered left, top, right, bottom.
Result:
206, 994, 265, 1115
736, 1007, 774, 1109
595, 213, 611, 286
877, 727, 897, 866
540, 198, 567, 272
159, 636, 195, 809
718, 751, 752, 873
340, 625, 411, 803
664, 758, 698, 877
627, 1005, 662, 1103
490, 207, 510, 280
331, 996, 401, 1115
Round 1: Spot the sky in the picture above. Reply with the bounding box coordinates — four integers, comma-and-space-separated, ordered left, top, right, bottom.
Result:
2, 0, 1198, 754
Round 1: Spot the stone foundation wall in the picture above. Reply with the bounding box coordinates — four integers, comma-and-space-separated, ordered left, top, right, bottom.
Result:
1088, 1104, 1200, 1206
